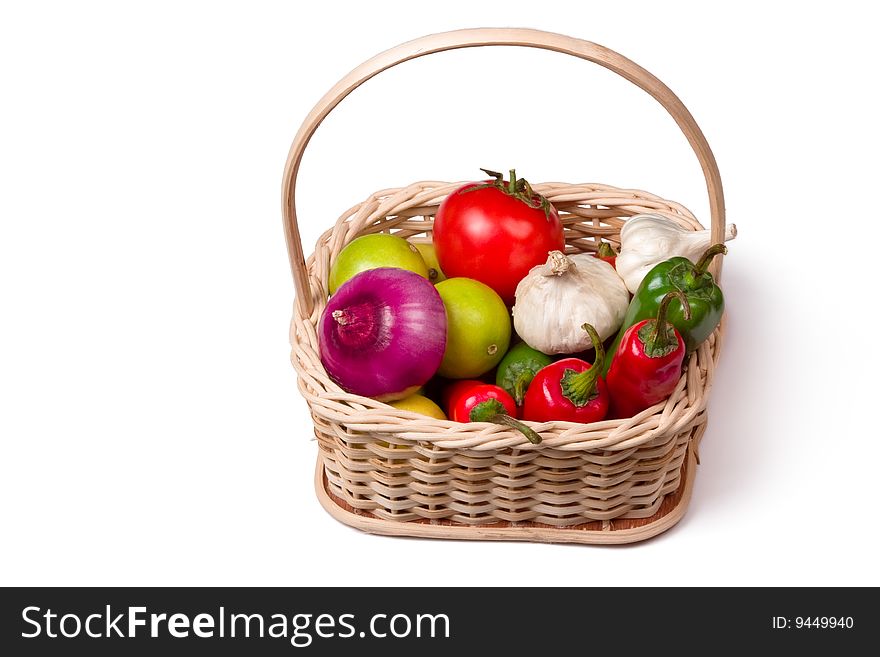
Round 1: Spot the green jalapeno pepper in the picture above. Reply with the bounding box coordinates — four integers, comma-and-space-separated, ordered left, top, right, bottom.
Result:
495, 342, 553, 406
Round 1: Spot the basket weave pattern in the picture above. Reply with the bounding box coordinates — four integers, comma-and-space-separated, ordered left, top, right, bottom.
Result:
290, 181, 722, 527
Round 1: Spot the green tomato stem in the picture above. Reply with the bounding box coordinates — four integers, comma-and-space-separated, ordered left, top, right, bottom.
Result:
469, 167, 553, 220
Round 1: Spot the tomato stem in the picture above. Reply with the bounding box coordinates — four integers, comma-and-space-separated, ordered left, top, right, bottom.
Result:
465, 168, 554, 220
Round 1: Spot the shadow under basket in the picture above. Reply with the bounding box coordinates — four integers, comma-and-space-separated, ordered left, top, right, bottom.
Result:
284, 29, 728, 545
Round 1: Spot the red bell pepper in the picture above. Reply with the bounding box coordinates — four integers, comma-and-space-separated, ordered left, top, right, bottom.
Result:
606, 290, 692, 418
446, 382, 542, 444
594, 241, 618, 269
521, 324, 609, 423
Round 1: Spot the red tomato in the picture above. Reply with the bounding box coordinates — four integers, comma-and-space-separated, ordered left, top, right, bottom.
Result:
433, 169, 565, 306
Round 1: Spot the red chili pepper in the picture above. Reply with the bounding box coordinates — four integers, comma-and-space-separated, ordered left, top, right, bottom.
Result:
606, 290, 692, 418
594, 241, 618, 269
441, 379, 484, 412
521, 324, 609, 423
447, 382, 542, 444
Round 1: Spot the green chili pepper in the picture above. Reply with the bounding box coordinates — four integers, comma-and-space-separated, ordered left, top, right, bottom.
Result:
603, 244, 726, 375
495, 342, 553, 406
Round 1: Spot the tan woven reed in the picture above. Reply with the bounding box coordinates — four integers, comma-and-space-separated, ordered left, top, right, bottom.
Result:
283, 29, 727, 543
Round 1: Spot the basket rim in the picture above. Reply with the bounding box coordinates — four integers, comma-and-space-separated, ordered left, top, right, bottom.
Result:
290, 180, 722, 452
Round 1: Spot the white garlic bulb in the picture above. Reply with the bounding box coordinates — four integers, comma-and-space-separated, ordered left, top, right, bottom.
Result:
512, 251, 630, 355
616, 214, 737, 294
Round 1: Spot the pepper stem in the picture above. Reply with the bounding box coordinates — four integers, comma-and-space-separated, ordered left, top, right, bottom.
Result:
513, 372, 530, 406
559, 324, 605, 407
596, 242, 617, 258
643, 290, 691, 357
487, 414, 542, 445
469, 399, 541, 444
693, 243, 728, 277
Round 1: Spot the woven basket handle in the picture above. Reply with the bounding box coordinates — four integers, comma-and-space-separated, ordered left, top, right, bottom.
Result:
283, 28, 726, 316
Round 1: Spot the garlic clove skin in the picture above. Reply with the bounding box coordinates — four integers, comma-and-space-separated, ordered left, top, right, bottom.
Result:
617, 214, 737, 293
512, 251, 629, 355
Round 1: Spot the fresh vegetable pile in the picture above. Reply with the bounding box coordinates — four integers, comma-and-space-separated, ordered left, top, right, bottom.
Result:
318, 170, 736, 444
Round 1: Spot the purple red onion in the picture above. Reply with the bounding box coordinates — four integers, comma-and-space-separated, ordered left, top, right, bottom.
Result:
318, 267, 447, 401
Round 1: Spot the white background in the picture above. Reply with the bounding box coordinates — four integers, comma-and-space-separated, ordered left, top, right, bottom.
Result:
2, 1, 878, 587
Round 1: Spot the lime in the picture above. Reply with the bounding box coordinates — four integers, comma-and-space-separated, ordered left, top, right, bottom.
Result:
328, 234, 429, 294
388, 393, 447, 420
435, 278, 511, 379
411, 240, 447, 284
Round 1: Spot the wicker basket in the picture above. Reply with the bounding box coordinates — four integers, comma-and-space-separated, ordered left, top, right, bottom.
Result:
284, 29, 727, 545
